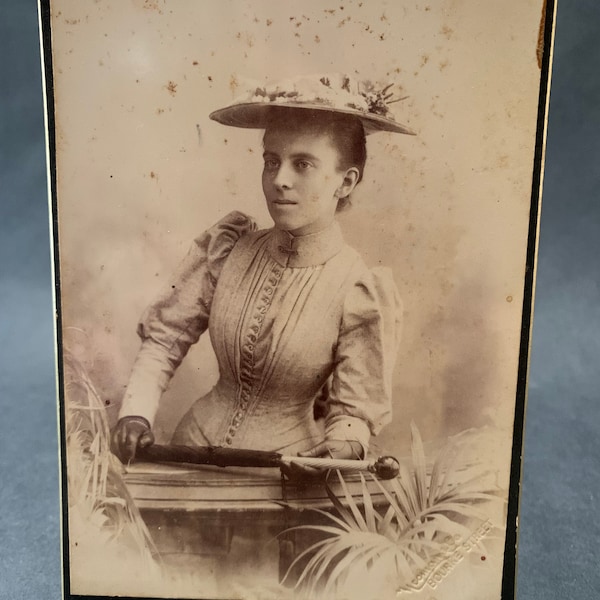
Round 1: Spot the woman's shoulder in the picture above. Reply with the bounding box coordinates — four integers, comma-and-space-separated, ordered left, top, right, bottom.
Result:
337, 243, 397, 288
190, 211, 259, 258
194, 210, 257, 242
337, 246, 402, 319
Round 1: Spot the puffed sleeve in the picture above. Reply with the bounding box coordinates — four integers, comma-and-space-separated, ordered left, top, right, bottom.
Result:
325, 267, 402, 454
119, 211, 257, 424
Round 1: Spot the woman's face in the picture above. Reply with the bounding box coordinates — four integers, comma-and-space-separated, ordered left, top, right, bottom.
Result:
262, 125, 358, 236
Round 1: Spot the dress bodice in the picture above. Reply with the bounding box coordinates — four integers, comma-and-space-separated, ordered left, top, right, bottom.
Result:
120, 212, 401, 453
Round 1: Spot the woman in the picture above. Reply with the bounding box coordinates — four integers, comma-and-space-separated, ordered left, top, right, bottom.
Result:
111, 74, 414, 474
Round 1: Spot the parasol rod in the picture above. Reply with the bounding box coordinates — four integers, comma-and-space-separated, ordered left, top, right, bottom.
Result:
135, 444, 400, 480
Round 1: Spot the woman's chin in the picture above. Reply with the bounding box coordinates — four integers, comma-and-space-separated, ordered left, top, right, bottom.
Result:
268, 211, 300, 232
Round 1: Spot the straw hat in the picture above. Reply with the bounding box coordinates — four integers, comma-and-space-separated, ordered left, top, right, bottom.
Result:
209, 73, 416, 136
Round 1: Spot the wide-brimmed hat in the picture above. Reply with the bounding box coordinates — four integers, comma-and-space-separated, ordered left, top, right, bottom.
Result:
209, 73, 416, 136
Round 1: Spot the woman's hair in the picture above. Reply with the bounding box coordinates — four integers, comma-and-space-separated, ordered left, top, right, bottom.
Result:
264, 107, 367, 210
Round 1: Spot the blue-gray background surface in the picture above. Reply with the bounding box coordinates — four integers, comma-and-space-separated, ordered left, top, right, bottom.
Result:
1, 1, 598, 598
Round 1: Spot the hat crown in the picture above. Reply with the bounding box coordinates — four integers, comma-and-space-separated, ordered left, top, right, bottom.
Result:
236, 73, 398, 119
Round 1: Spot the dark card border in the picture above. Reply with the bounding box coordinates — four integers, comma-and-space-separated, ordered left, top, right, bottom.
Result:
500, 0, 557, 597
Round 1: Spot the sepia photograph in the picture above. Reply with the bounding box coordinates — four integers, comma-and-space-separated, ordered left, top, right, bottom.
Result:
41, 0, 555, 598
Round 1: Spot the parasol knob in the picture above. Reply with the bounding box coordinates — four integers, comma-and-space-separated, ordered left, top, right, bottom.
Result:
371, 455, 400, 480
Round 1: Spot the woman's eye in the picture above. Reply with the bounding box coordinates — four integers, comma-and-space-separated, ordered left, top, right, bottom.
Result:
264, 159, 279, 169
296, 160, 311, 170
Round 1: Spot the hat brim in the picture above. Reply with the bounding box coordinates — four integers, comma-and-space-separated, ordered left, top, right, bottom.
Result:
209, 102, 416, 136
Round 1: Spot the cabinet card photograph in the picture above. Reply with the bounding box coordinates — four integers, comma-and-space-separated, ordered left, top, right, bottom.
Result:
40, 0, 555, 598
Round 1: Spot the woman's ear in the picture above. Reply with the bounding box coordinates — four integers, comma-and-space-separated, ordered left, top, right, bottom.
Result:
336, 167, 360, 198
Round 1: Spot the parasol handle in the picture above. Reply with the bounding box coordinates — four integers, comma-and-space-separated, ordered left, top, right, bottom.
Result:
281, 455, 399, 480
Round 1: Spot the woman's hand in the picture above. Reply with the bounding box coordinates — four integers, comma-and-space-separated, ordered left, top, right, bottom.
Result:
283, 439, 364, 480
110, 416, 155, 464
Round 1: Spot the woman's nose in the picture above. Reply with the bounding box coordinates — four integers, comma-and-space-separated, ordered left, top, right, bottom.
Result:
273, 163, 293, 189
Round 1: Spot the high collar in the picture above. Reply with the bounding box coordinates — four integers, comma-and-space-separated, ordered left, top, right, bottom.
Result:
268, 222, 344, 267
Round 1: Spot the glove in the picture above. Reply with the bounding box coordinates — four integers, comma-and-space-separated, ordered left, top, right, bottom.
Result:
110, 416, 154, 464
282, 439, 364, 480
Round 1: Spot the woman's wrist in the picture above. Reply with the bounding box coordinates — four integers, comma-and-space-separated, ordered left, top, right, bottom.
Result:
324, 414, 371, 457
116, 415, 151, 429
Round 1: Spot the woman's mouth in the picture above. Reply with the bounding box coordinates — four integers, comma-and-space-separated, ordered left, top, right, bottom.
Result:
272, 199, 297, 205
